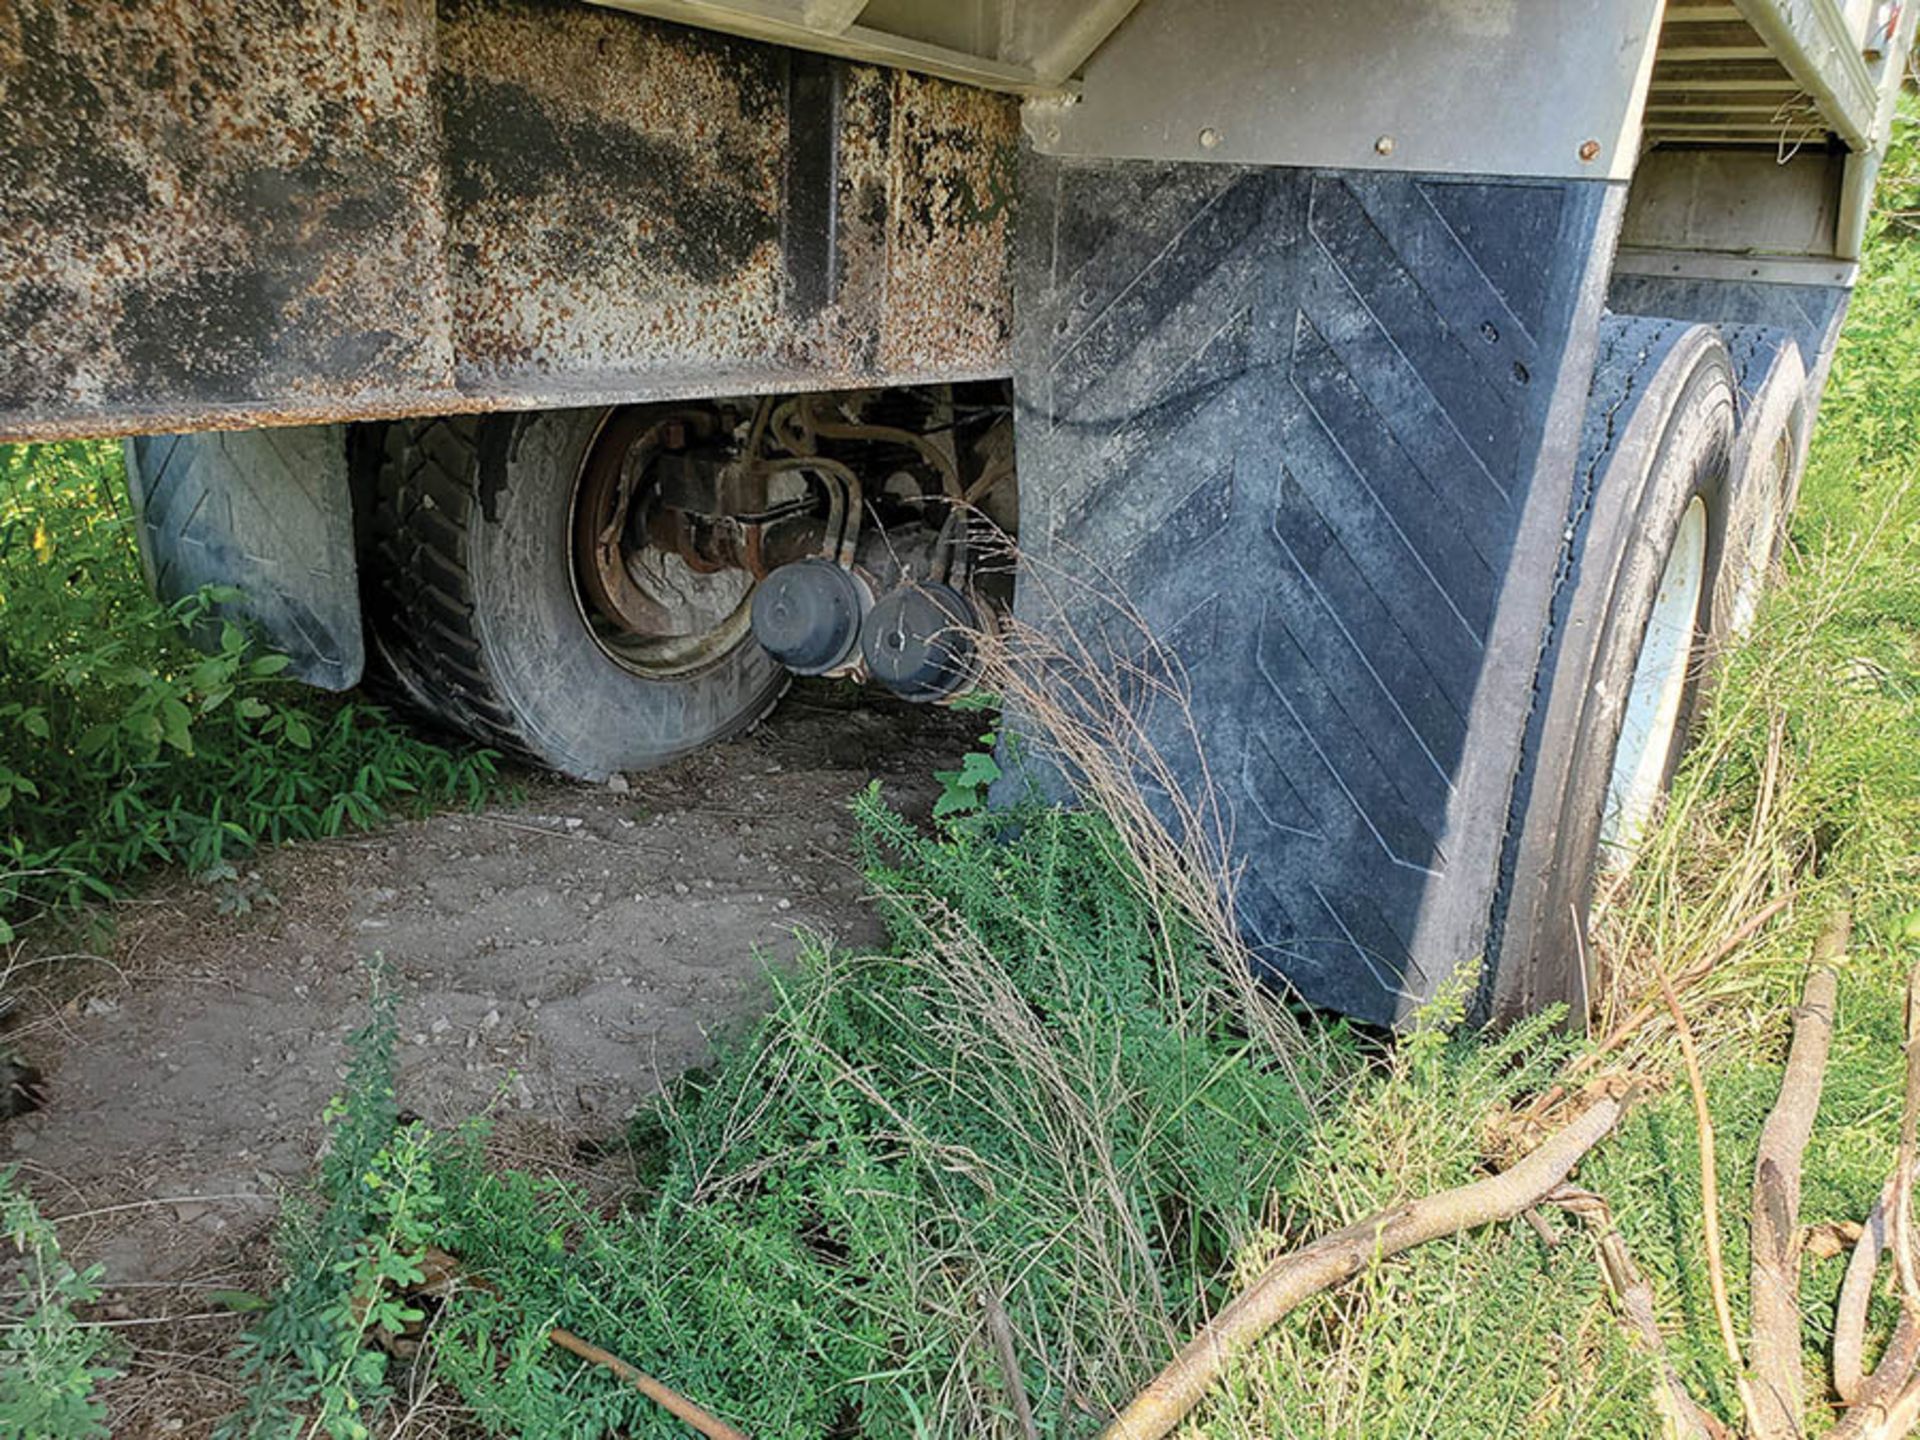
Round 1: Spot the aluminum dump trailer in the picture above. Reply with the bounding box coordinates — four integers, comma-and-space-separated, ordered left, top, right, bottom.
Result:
3, 0, 1912, 1027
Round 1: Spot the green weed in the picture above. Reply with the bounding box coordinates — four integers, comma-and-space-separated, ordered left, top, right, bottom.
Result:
219, 969, 454, 1439
0, 1166, 120, 1439
0, 439, 498, 932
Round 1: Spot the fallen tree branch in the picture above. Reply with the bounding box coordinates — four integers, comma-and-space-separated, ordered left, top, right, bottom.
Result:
1834, 1189, 1920, 1407
1894, 958, 1920, 1316
1831, 953, 1920, 1440
549, 1326, 751, 1440
1552, 1185, 1730, 1440
1097, 1091, 1629, 1440
1749, 920, 1844, 1440
1659, 963, 1760, 1428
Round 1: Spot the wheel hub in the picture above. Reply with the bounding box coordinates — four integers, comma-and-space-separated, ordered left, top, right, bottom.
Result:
569, 408, 756, 680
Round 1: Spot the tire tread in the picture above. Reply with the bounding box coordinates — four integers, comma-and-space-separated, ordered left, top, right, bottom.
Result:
361, 417, 534, 759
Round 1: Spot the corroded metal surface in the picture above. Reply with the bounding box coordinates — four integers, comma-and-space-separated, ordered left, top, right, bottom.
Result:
438, 0, 789, 385
878, 70, 1018, 375
0, 0, 454, 437
0, 0, 1014, 442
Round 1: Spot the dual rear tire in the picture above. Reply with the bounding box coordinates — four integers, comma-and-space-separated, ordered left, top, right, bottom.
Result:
1491, 317, 1810, 1022
357, 408, 785, 781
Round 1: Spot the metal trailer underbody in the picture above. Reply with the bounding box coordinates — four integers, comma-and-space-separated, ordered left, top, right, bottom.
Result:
2, 0, 1914, 1027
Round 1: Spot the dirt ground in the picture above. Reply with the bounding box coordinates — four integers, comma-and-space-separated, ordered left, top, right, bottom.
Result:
1, 688, 973, 1435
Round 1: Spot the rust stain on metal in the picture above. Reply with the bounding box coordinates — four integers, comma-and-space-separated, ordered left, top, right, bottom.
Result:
0, 0, 455, 433
876, 71, 1018, 375
0, 0, 1014, 443
437, 0, 789, 386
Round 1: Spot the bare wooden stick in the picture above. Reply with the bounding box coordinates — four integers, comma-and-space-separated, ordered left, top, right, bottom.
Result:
1892, 956, 1920, 1316
1835, 1189, 1893, 1405
1834, 1190, 1920, 1410
549, 1327, 751, 1440
983, 1289, 1040, 1440
1840, 1383, 1920, 1440
1749, 923, 1843, 1440
1658, 965, 1759, 1428
1552, 1186, 1729, 1440
1097, 1093, 1628, 1440
1830, 955, 1920, 1439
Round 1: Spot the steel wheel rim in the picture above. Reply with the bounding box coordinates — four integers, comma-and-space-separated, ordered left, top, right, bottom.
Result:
567, 408, 756, 680
1600, 494, 1708, 865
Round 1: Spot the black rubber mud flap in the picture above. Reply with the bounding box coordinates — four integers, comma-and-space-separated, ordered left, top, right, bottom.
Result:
1004, 155, 1624, 1028
1607, 271, 1849, 403
124, 426, 363, 690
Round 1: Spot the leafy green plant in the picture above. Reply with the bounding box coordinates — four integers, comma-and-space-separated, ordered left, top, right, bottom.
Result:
0, 1166, 119, 1440
932, 744, 1002, 818
222, 970, 450, 1439
0, 440, 499, 927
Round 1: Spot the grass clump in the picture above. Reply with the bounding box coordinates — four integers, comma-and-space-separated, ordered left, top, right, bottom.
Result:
0, 439, 498, 931
220, 973, 451, 1440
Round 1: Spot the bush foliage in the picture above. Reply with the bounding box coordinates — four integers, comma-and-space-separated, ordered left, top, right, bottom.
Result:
0, 440, 497, 931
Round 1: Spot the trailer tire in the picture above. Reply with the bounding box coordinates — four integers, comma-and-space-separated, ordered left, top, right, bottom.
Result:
125, 427, 363, 690
359, 408, 786, 779
1490, 317, 1737, 1023
1703, 327, 1810, 657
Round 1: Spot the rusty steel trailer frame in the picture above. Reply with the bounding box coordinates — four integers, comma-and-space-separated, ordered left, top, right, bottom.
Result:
0, 0, 1015, 444
5, 2, 1915, 447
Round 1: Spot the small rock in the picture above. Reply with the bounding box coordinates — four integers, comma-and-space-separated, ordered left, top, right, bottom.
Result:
429, 1017, 451, 1036
172, 1200, 210, 1224
585, 891, 603, 907
776, 898, 793, 911
292, 983, 310, 998
83, 995, 117, 1018
563, 817, 584, 830
410, 1032, 428, 1046
480, 1008, 501, 1031
672, 881, 690, 896
607, 774, 631, 794
525, 997, 541, 1011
